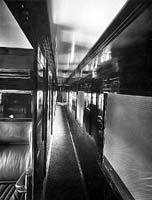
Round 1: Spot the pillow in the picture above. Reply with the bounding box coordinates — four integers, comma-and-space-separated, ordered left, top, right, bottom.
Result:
0, 122, 32, 144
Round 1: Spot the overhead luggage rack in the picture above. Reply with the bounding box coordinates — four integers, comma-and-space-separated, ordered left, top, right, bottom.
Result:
0, 47, 34, 90
0, 69, 31, 79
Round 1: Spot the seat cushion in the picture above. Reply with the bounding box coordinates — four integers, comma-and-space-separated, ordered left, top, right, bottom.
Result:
0, 183, 25, 200
0, 145, 31, 181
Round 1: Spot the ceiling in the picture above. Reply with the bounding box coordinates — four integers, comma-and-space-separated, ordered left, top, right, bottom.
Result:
0, 0, 32, 49
46, 0, 128, 85
0, 0, 128, 85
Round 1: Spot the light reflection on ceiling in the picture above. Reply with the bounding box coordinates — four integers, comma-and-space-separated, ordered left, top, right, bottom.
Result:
47, 0, 128, 84
0, 0, 32, 49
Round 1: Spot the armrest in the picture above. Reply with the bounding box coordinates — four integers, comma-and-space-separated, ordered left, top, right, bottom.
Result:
15, 170, 32, 193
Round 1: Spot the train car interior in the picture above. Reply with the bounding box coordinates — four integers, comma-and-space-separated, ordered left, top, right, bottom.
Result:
1, 0, 152, 199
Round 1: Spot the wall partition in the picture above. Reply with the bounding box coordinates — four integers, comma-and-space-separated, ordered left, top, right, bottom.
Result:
103, 93, 152, 200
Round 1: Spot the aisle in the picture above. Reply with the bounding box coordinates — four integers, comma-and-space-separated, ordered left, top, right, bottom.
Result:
45, 105, 87, 200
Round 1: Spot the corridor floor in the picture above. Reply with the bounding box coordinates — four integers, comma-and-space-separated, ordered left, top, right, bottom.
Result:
44, 104, 105, 200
